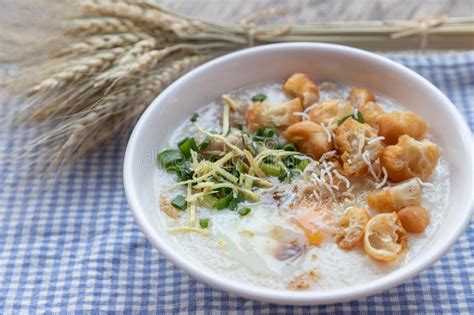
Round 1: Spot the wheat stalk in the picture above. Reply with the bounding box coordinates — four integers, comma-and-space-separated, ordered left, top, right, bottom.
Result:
138, 55, 211, 98
66, 17, 139, 34
80, 0, 199, 34
121, 54, 212, 117
28, 47, 127, 95
97, 48, 171, 88
46, 112, 125, 172
93, 55, 211, 124
114, 38, 157, 65
2, 0, 473, 172
35, 54, 211, 171
93, 38, 158, 87
57, 32, 151, 56
93, 42, 226, 89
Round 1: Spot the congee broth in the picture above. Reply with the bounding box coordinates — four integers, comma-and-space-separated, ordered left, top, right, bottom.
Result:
153, 74, 449, 290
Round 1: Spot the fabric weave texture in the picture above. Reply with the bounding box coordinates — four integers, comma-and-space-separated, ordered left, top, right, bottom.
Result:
0, 51, 473, 313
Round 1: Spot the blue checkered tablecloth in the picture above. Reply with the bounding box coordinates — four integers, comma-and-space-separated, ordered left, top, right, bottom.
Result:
1, 51, 473, 313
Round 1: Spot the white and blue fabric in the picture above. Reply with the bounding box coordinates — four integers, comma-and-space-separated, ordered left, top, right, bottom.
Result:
1, 51, 473, 313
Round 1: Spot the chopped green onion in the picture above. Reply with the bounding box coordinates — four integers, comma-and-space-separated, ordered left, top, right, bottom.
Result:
228, 193, 244, 211
215, 193, 233, 210
279, 169, 299, 182
157, 149, 184, 169
263, 155, 276, 164
190, 113, 199, 123
177, 168, 194, 181
229, 161, 243, 178
218, 187, 232, 197
171, 195, 187, 210
168, 162, 194, 181
355, 111, 365, 123
252, 135, 265, 142
251, 94, 267, 102
238, 207, 251, 216
227, 165, 237, 177
283, 143, 297, 151
260, 163, 281, 176
282, 155, 296, 169
256, 127, 275, 138
235, 160, 244, 173
298, 159, 309, 172
199, 218, 209, 229
198, 136, 211, 151
199, 195, 218, 208
278, 170, 288, 182
337, 114, 353, 126
337, 112, 365, 126
178, 137, 198, 158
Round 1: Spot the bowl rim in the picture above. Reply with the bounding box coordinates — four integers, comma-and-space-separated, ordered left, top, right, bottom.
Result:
124, 42, 474, 305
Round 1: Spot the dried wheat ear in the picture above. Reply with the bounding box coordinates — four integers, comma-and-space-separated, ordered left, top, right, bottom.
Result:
3, 0, 473, 172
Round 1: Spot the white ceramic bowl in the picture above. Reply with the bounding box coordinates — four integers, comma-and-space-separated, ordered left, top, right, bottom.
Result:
124, 43, 474, 305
